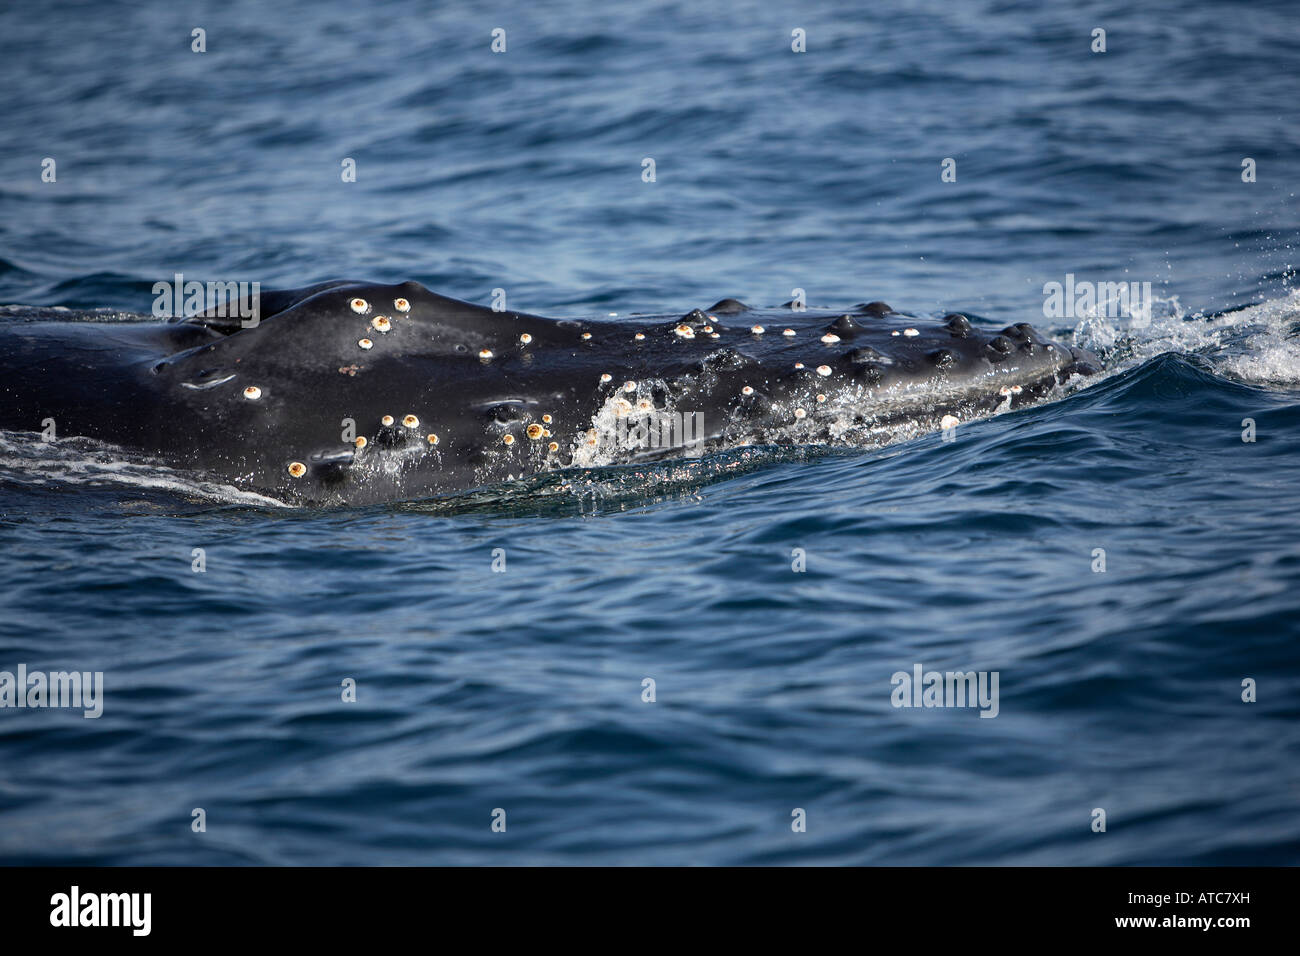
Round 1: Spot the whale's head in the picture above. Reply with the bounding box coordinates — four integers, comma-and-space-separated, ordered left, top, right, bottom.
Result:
146, 281, 1100, 504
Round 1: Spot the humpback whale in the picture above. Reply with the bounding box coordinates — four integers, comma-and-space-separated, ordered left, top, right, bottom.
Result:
0, 281, 1100, 505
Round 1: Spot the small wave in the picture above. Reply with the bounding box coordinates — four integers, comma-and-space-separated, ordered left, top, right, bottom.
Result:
399, 445, 847, 517
0, 431, 291, 509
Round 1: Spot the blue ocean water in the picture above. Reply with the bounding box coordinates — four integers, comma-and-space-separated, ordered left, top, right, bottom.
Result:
1, 0, 1299, 864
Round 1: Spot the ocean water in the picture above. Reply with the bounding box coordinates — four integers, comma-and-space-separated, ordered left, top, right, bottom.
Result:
1, 0, 1299, 865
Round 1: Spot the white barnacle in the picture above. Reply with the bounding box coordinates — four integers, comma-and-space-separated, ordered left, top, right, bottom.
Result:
816, 365, 831, 377
816, 393, 827, 403
502, 434, 515, 446
403, 414, 419, 428
526, 424, 544, 440
426, 433, 439, 445
941, 414, 960, 430
243, 385, 262, 400
600, 373, 612, 383
541, 414, 553, 424
794, 362, 805, 369
354, 436, 368, 449
393, 297, 410, 312
634, 332, 646, 341
623, 380, 637, 393
372, 315, 391, 333
479, 348, 494, 359
820, 333, 840, 344
751, 325, 765, 335
794, 407, 807, 419
782, 329, 796, 337
358, 338, 373, 350
903, 328, 919, 337
581, 332, 592, 341
349, 297, 369, 314
287, 461, 306, 478
674, 324, 695, 339
381, 415, 395, 426
741, 385, 754, 395
519, 333, 532, 345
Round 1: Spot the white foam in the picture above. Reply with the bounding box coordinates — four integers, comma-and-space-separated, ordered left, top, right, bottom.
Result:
1070, 289, 1300, 388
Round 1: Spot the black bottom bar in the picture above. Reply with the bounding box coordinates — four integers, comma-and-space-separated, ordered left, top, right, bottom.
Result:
0, 866, 1280, 941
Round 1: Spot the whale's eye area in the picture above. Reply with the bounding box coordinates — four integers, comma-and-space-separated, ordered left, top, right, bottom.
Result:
526, 424, 543, 440
427, 433, 439, 445
393, 298, 410, 312
350, 298, 369, 314
354, 436, 367, 448
243, 385, 262, 400
381, 415, 394, 426
372, 316, 391, 333
402, 414, 419, 428
358, 338, 373, 350
287, 462, 306, 478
